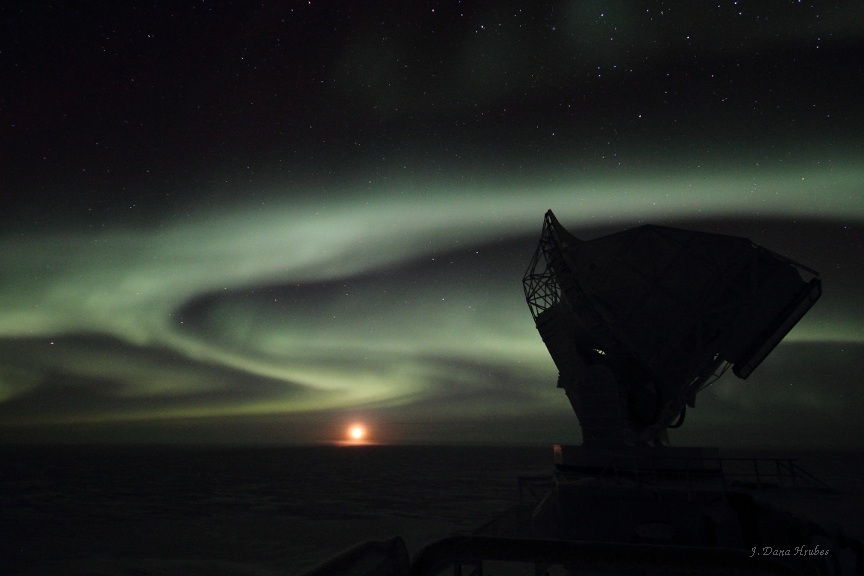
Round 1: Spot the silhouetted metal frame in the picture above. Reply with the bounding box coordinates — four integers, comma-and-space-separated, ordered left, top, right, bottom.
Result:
522, 212, 561, 321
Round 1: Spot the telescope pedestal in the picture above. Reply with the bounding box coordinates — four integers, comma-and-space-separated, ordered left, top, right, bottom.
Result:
553, 444, 721, 474
535, 445, 730, 545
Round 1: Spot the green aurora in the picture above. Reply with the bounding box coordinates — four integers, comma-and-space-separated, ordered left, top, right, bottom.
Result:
1, 1, 862, 447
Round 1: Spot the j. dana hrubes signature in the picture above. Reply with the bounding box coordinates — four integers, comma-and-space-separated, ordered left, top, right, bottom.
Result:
751, 545, 830, 557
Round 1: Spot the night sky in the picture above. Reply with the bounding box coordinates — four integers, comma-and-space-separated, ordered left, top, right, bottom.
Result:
1, 1, 862, 448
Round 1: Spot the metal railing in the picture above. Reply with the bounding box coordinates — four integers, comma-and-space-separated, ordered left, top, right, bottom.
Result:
297, 459, 836, 576
719, 457, 834, 491
409, 536, 804, 576
299, 536, 804, 576
553, 455, 835, 502
298, 536, 408, 576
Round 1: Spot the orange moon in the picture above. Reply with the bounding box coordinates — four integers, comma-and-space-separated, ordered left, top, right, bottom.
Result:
348, 424, 366, 441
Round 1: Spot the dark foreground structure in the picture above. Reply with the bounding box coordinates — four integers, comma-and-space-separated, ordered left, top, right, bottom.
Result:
301, 211, 861, 575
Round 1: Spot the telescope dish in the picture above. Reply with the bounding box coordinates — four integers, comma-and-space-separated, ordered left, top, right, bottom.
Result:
523, 210, 821, 446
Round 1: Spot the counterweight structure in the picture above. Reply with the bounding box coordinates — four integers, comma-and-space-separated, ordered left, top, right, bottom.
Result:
523, 210, 821, 447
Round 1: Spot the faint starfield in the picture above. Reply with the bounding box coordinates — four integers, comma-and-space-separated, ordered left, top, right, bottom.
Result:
1, 1, 862, 447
